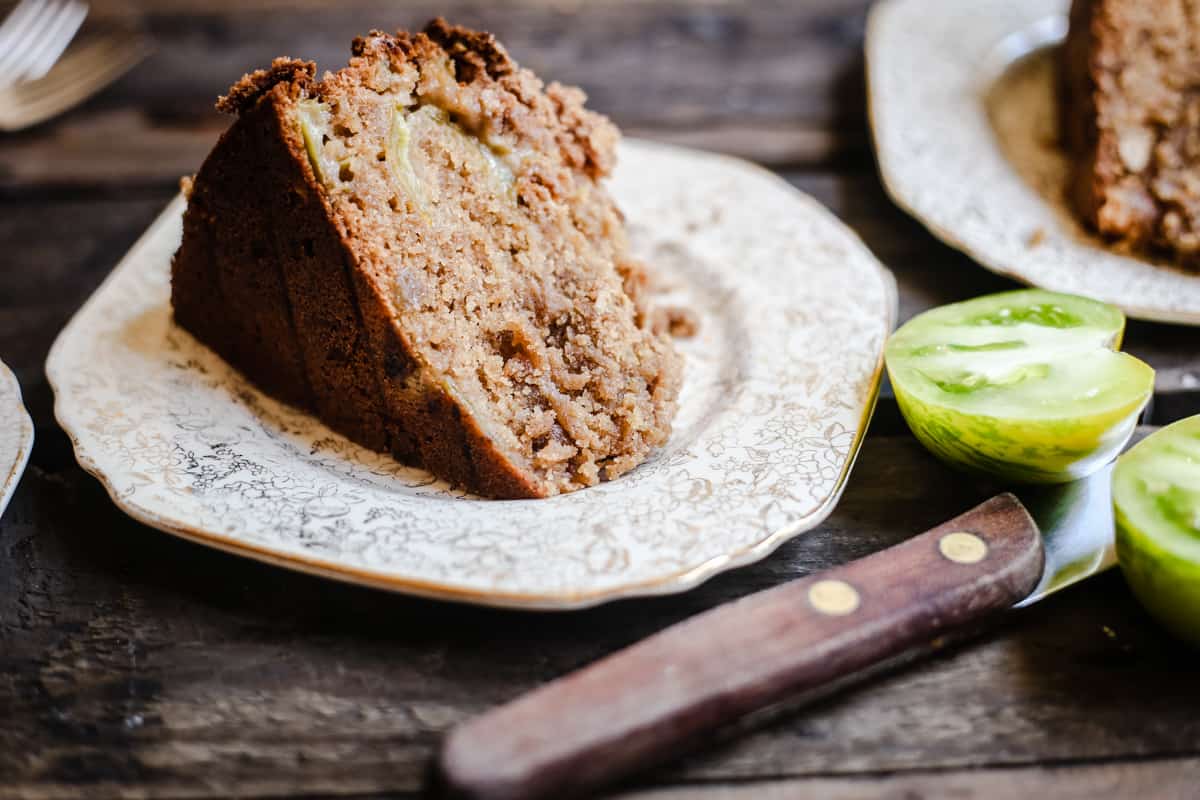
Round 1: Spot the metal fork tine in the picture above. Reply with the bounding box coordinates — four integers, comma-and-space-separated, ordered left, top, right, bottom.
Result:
0, 0, 39, 40
0, 1, 88, 87
0, 0, 42, 46
10, 0, 67, 81
0, 0, 64, 71
25, 1, 88, 81
0, 0, 53, 77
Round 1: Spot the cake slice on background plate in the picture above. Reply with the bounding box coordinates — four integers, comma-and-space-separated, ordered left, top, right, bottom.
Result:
172, 19, 683, 499
1061, 0, 1200, 265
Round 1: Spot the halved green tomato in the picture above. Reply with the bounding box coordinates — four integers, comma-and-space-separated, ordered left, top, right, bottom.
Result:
885, 289, 1154, 483
1113, 415, 1200, 647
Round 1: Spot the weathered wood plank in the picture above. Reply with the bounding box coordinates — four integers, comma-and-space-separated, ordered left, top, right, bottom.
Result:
0, 112, 219, 193
2, 3, 1198, 797
89, 0, 866, 10
616, 758, 1200, 800
112, 0, 866, 128
2, 429, 1197, 799
0, 0, 871, 190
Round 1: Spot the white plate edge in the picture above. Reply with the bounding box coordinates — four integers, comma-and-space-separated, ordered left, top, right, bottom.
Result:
45, 141, 899, 610
0, 360, 34, 520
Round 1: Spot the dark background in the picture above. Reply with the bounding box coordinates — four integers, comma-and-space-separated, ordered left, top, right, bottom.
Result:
3, 2, 1198, 797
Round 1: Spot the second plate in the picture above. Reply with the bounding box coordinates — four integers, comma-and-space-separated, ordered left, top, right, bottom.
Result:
869, 0, 1200, 325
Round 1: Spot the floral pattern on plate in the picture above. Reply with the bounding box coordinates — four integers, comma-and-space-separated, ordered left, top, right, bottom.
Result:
46, 140, 896, 608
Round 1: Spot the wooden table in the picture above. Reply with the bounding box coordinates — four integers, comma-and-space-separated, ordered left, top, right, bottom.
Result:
3, 2, 1199, 797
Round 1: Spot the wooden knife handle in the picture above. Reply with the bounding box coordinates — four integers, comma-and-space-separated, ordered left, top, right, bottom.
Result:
433, 493, 1044, 800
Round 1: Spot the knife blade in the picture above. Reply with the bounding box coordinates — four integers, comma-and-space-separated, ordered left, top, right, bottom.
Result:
1013, 461, 1116, 608
432, 434, 1144, 800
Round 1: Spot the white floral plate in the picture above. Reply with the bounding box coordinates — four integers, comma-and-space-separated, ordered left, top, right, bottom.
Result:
46, 139, 896, 609
1, 359, 34, 520
868, 0, 1200, 325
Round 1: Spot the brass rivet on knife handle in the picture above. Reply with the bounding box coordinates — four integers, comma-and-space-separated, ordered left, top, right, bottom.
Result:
808, 579, 861, 615
939, 531, 989, 564
433, 493, 1044, 800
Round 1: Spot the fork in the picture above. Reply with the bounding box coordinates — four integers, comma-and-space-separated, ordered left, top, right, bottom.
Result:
0, 0, 89, 88
0, 27, 151, 131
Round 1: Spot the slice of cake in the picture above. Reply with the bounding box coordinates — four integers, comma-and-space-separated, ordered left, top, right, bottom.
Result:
1060, 0, 1200, 264
172, 19, 683, 499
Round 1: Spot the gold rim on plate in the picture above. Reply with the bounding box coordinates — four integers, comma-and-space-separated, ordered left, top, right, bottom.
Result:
47, 140, 897, 609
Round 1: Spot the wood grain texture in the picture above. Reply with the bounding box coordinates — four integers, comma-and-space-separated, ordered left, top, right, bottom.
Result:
0, 0, 871, 192
614, 757, 1200, 800
3, 430, 1198, 799
1, 1, 1199, 798
435, 496, 1044, 800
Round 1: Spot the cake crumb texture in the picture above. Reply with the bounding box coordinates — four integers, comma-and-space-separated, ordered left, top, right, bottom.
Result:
172, 19, 684, 499
1062, 0, 1200, 265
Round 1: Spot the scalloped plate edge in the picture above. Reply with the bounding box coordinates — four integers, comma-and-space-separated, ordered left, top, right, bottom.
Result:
46, 143, 897, 610
0, 360, 34, 520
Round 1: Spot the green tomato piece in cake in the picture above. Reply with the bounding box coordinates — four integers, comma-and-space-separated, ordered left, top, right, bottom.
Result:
1113, 415, 1200, 647
297, 99, 338, 186
885, 289, 1154, 483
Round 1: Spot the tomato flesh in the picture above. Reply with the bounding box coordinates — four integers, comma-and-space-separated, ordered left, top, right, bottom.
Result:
1113, 415, 1200, 647
886, 290, 1154, 483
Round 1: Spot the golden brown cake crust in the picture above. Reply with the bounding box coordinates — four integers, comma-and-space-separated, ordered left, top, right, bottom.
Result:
171, 97, 313, 411
172, 19, 682, 499
216, 58, 315, 116
1061, 0, 1200, 265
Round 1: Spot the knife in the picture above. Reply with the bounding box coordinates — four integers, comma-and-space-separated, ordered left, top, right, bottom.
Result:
432, 445, 1132, 800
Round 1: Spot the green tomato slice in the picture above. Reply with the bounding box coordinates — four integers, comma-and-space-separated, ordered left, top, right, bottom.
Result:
1113, 415, 1200, 647
886, 289, 1154, 483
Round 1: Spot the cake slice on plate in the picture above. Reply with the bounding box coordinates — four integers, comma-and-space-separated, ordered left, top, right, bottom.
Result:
1061, 0, 1200, 265
172, 19, 683, 499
